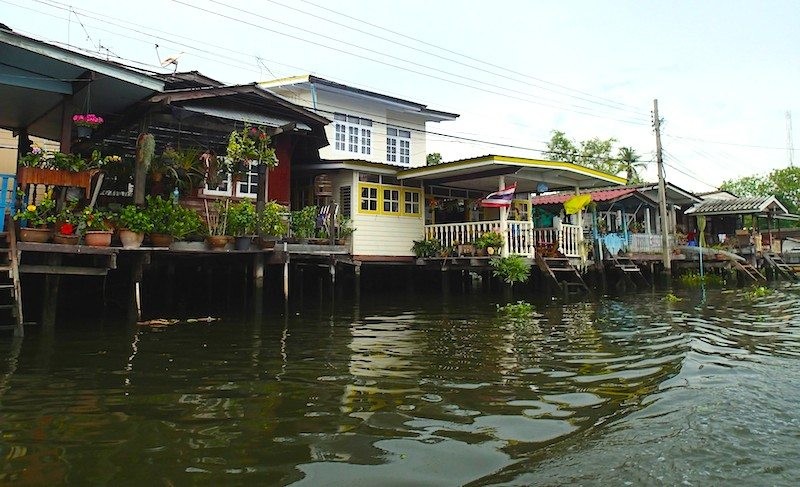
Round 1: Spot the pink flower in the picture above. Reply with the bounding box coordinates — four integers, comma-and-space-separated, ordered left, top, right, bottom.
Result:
72, 113, 104, 128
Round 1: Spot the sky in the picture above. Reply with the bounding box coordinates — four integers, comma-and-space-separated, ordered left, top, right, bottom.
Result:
3, 0, 799, 192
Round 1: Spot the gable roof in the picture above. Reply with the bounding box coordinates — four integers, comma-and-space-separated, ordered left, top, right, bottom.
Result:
260, 74, 459, 122
684, 196, 789, 216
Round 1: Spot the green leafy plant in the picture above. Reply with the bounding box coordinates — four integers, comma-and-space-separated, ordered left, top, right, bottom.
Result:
744, 286, 772, 300
14, 191, 57, 227
678, 271, 724, 287
205, 199, 229, 236
151, 147, 205, 192
226, 124, 278, 170
55, 201, 81, 234
663, 293, 683, 303
78, 207, 112, 232
476, 231, 504, 250
172, 205, 204, 240
497, 301, 534, 318
290, 205, 317, 239
411, 238, 442, 258
116, 205, 154, 234
226, 200, 258, 236
490, 255, 531, 285
258, 201, 289, 237
337, 216, 355, 239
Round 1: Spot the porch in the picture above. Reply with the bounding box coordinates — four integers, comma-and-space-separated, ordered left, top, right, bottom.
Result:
424, 220, 583, 258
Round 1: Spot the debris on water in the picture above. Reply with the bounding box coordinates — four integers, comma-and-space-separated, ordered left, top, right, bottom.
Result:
138, 317, 221, 327
664, 293, 682, 303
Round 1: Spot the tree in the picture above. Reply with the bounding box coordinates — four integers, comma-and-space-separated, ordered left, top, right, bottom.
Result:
545, 130, 620, 175
618, 146, 647, 184
720, 166, 800, 214
426, 152, 443, 166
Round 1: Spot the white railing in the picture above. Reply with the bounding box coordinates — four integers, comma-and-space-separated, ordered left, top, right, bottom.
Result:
423, 221, 582, 258
627, 233, 673, 253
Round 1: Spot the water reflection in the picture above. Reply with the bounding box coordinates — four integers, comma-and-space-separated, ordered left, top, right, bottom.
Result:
1, 286, 800, 485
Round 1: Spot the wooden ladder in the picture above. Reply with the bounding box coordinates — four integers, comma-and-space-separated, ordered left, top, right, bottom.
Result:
610, 255, 650, 287
536, 254, 590, 294
733, 260, 767, 283
763, 253, 799, 281
0, 216, 24, 337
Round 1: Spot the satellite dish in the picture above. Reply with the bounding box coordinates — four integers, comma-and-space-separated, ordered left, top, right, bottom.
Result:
160, 52, 184, 73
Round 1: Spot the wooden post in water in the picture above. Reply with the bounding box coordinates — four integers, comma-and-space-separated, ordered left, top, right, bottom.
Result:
253, 253, 265, 290
282, 242, 289, 301
41, 254, 62, 330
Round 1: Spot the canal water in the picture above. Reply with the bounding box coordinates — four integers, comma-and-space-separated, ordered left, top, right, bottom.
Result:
2, 285, 800, 485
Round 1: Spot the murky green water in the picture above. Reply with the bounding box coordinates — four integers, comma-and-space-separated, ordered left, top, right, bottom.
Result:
2, 286, 800, 485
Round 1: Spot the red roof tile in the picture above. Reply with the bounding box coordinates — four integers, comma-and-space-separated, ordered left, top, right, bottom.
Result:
531, 188, 638, 206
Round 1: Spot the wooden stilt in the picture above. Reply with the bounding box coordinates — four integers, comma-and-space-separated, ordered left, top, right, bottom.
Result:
253, 253, 265, 289
42, 254, 62, 329
353, 262, 361, 303
283, 242, 289, 301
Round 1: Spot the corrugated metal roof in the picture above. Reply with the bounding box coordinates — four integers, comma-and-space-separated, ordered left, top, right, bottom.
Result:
179, 104, 312, 131
684, 196, 788, 215
531, 188, 638, 206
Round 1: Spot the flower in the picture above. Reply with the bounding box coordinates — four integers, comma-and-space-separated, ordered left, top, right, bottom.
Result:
14, 193, 56, 227
72, 113, 104, 128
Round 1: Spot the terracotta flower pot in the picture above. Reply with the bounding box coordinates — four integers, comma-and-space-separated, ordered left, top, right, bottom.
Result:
118, 229, 145, 249
19, 227, 52, 243
150, 233, 175, 247
53, 233, 79, 245
84, 230, 113, 247
206, 235, 229, 250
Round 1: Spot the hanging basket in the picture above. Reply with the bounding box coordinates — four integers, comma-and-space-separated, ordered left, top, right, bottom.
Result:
76, 125, 93, 139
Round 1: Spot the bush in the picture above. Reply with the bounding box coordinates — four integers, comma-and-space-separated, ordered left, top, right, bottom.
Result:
476, 231, 503, 249
258, 201, 288, 237
412, 238, 442, 258
490, 255, 531, 285
116, 205, 153, 233
291, 206, 317, 239
227, 200, 258, 236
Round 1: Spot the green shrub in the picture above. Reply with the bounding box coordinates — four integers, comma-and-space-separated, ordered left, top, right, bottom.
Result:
291, 205, 317, 239
227, 200, 258, 236
258, 201, 289, 237
116, 205, 153, 233
490, 255, 531, 285
497, 301, 534, 317
476, 231, 503, 249
678, 271, 724, 287
412, 238, 442, 258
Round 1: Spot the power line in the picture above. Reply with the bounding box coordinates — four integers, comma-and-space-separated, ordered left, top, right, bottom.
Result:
171, 0, 651, 125
298, 0, 646, 114
664, 133, 800, 151
264, 0, 650, 118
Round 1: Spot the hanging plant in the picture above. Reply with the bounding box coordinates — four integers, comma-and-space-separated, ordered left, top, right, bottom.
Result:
226, 124, 278, 174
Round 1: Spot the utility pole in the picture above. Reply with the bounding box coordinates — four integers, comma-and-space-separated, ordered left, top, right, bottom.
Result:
654, 99, 671, 273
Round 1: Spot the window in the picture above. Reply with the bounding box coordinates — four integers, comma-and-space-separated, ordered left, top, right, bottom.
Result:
340, 186, 352, 218
403, 190, 420, 215
386, 127, 411, 164
358, 183, 422, 217
237, 161, 259, 198
360, 184, 378, 212
335, 113, 372, 155
383, 188, 399, 213
204, 173, 232, 197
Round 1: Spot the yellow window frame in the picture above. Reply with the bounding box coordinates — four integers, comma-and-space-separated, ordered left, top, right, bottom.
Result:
358, 183, 380, 214
357, 183, 423, 217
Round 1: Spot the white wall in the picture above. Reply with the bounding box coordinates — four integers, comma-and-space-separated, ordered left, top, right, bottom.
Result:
268, 85, 429, 167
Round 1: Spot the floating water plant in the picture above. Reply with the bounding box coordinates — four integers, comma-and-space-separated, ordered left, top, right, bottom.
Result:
490, 255, 531, 285
678, 271, 724, 287
497, 301, 534, 317
663, 293, 682, 303
744, 286, 772, 300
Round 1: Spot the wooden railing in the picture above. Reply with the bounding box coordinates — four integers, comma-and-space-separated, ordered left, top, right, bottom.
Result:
423, 221, 582, 258
627, 233, 673, 253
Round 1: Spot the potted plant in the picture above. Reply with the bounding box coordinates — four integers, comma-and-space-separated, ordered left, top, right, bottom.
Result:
116, 205, 153, 249
226, 124, 278, 177
257, 201, 288, 249
290, 205, 317, 244
72, 113, 104, 138
144, 195, 179, 247
14, 191, 57, 243
411, 238, 442, 258
79, 207, 113, 247
53, 202, 81, 245
204, 199, 230, 250
336, 217, 355, 245
170, 205, 204, 247
476, 231, 504, 256
226, 200, 258, 250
